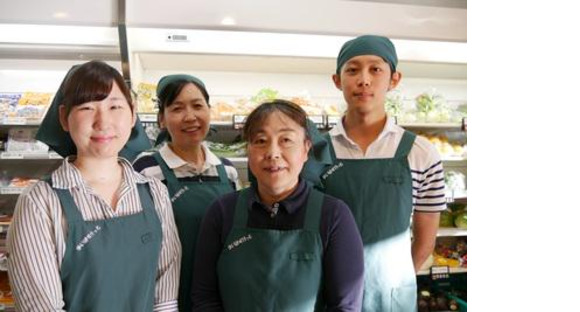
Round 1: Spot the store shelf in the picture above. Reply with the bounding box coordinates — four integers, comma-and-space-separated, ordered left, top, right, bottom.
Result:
437, 227, 467, 237
417, 267, 467, 276
441, 156, 467, 162
0, 117, 42, 127
0, 187, 25, 195
400, 122, 463, 130
0, 151, 62, 160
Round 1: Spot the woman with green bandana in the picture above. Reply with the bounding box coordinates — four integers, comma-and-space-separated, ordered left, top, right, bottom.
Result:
316, 35, 446, 311
133, 74, 239, 312
7, 60, 181, 311
192, 100, 364, 311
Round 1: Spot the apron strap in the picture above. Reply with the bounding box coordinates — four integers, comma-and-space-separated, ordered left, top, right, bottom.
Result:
152, 152, 180, 188
302, 188, 324, 232
216, 164, 229, 183
394, 130, 416, 159
324, 133, 337, 162
44, 178, 84, 224
136, 182, 156, 217
232, 188, 250, 229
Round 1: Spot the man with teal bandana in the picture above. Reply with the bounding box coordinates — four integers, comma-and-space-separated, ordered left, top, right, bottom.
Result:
318, 35, 447, 311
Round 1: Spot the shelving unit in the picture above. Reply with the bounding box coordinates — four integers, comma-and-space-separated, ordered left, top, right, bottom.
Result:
1, 4, 466, 307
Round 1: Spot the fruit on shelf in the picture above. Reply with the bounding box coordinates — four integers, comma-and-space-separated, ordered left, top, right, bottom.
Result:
454, 211, 467, 229
439, 209, 454, 227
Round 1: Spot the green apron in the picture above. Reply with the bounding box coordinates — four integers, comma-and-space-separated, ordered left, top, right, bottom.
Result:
53, 180, 162, 312
217, 188, 324, 311
322, 131, 417, 312
153, 152, 234, 312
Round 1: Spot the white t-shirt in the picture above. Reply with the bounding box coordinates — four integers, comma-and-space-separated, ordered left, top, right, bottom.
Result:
327, 115, 446, 212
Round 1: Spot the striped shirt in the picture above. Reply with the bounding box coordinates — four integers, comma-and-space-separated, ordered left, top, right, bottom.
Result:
132, 142, 240, 190
6, 157, 181, 312
327, 115, 447, 212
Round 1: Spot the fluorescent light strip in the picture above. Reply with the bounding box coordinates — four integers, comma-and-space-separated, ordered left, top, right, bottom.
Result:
129, 28, 466, 64
0, 24, 118, 46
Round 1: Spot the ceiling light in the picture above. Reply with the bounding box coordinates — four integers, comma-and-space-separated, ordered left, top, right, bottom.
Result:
221, 17, 236, 26
52, 12, 68, 19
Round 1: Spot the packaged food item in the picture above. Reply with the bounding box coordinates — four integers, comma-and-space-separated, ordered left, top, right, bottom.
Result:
16, 92, 52, 119
0, 93, 21, 119
135, 82, 158, 113
5, 128, 49, 153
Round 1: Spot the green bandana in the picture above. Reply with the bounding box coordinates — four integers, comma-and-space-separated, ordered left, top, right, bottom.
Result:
156, 74, 208, 103
336, 35, 398, 74
36, 64, 152, 162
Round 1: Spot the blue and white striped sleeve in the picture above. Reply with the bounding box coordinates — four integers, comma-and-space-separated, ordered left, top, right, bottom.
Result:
410, 138, 447, 212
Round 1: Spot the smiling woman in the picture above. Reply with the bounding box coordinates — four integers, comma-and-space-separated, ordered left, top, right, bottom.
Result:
192, 99, 365, 311
6, 60, 181, 312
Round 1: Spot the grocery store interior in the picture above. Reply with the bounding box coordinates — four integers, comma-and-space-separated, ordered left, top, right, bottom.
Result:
0, 0, 466, 311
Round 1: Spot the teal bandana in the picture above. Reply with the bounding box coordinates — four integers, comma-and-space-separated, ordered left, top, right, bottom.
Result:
336, 35, 398, 74
36, 63, 152, 162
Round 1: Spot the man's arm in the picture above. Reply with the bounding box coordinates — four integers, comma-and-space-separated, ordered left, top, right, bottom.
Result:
411, 211, 440, 272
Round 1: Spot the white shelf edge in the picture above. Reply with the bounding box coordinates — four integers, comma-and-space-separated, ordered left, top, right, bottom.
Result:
399, 122, 463, 129
0, 151, 62, 160
417, 267, 467, 276
0, 187, 26, 195
437, 227, 467, 237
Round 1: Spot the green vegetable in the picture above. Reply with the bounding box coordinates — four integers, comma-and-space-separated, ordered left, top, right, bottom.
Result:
454, 211, 467, 229
250, 88, 279, 105
439, 209, 454, 227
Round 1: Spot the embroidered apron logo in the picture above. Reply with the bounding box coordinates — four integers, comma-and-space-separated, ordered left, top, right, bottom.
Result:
171, 185, 190, 203
322, 162, 344, 180
227, 234, 252, 251
76, 225, 102, 251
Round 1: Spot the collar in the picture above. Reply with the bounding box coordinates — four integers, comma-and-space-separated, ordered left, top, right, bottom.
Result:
248, 178, 309, 215
159, 142, 221, 170
328, 113, 397, 142
51, 157, 148, 190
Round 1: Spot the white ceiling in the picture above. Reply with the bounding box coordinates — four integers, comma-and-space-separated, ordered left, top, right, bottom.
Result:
0, 0, 466, 42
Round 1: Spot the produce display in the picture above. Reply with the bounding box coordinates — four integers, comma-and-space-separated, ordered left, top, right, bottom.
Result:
397, 90, 466, 124
0, 92, 52, 121
439, 203, 467, 230
206, 141, 247, 158
417, 133, 466, 159
433, 237, 467, 269
444, 171, 467, 193
417, 288, 466, 312
135, 83, 157, 113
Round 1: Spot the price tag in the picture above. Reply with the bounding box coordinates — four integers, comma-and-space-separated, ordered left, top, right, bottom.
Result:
139, 114, 157, 123
233, 115, 247, 130
327, 116, 341, 127
0, 152, 24, 159
2, 117, 27, 125
430, 265, 450, 280
0, 187, 23, 195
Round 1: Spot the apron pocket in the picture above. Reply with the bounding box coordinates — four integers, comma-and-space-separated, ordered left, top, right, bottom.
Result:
289, 252, 315, 261
141, 232, 153, 244
383, 175, 403, 184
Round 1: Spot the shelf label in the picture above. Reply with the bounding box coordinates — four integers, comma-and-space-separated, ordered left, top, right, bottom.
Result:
430, 265, 450, 280
2, 117, 27, 125
0, 187, 24, 195
308, 115, 325, 129
0, 152, 24, 159
139, 114, 157, 123
233, 115, 247, 130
